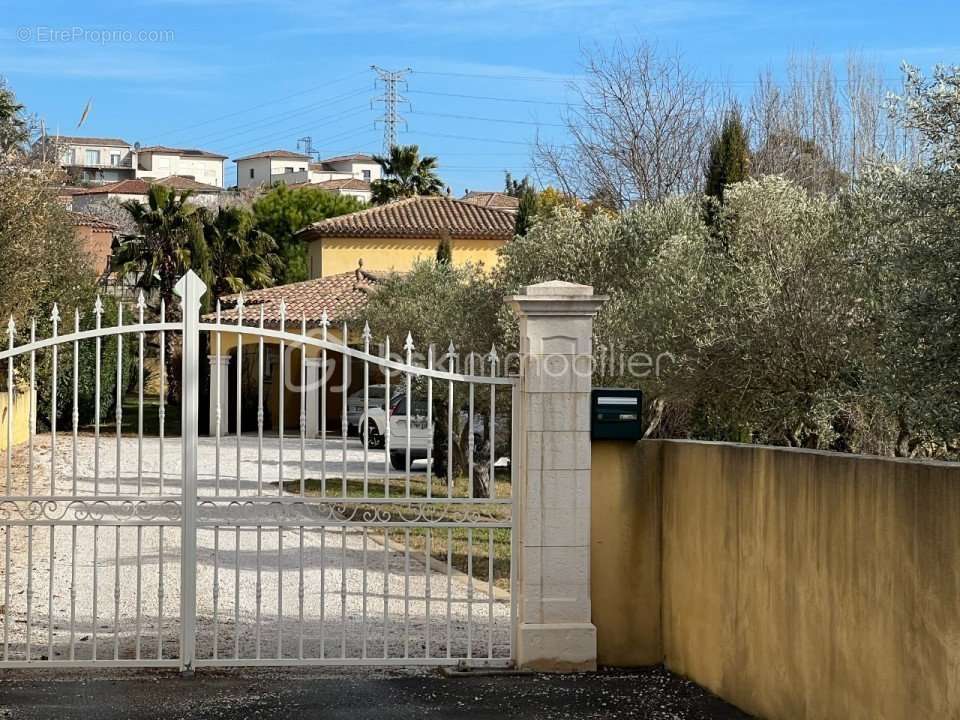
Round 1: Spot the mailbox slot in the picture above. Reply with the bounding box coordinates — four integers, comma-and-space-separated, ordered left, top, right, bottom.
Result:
591, 388, 643, 440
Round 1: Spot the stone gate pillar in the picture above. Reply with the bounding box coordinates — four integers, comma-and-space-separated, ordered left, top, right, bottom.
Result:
509, 281, 606, 671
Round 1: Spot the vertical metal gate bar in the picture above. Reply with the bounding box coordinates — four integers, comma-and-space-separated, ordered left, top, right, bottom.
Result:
320, 310, 328, 498
72, 310, 79, 494
158, 538, 173, 659
341, 322, 348, 495
159, 300, 166, 495
178, 271, 205, 673
50, 306, 59, 493
137, 294, 145, 493
94, 300, 102, 496
235, 296, 244, 498
115, 305, 122, 496
157, 528, 164, 660
278, 304, 286, 496
29, 319, 36, 495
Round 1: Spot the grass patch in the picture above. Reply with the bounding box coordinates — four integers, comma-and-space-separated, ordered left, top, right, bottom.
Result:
84, 396, 181, 436
282, 476, 512, 591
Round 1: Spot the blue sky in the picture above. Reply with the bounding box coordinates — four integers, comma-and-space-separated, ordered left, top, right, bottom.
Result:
2, 0, 958, 192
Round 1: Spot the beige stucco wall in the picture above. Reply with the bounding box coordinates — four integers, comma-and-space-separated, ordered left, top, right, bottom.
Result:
591, 439, 960, 719
591, 441, 663, 666
309, 236, 506, 278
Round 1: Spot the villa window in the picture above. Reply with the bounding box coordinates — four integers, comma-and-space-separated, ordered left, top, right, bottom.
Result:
85, 149, 101, 165
249, 168, 255, 179
110, 152, 121, 166
362, 169, 371, 180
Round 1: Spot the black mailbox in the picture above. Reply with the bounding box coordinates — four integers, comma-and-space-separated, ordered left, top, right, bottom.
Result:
591, 388, 643, 440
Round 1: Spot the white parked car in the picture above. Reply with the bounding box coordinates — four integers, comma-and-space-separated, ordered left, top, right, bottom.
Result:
357, 392, 432, 470
346, 384, 388, 435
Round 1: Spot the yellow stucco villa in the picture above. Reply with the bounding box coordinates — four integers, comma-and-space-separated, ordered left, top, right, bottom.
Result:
206, 194, 516, 436
297, 194, 516, 278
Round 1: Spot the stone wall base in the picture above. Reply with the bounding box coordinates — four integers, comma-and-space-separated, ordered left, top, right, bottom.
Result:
516, 622, 598, 672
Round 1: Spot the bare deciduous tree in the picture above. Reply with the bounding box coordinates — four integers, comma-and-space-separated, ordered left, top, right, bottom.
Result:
747, 53, 920, 193
535, 41, 719, 208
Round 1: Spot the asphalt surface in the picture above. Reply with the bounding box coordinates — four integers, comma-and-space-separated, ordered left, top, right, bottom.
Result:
0, 665, 752, 719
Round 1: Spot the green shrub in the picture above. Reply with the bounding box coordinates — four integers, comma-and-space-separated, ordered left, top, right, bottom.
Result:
31, 296, 138, 431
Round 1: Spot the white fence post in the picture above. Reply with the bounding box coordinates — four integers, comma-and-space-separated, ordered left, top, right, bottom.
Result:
176, 270, 206, 673
509, 281, 606, 671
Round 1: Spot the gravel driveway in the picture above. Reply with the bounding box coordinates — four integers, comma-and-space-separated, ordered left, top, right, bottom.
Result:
0, 433, 510, 664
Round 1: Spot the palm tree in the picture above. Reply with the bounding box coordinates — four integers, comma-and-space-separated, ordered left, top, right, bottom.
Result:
200, 205, 278, 299
115, 185, 207, 399
370, 144, 444, 204
115, 185, 207, 313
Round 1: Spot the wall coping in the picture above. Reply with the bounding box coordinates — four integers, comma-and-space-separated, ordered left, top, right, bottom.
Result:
644, 438, 960, 470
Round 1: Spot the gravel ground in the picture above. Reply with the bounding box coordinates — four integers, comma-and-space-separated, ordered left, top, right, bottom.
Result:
0, 665, 754, 719
0, 434, 510, 664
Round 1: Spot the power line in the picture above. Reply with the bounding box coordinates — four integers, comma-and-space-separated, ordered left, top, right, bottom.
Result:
217, 107, 373, 158
182, 89, 369, 147
153, 70, 369, 142
411, 110, 564, 128
371, 66, 411, 151
413, 69, 572, 83
413, 130, 538, 146
408, 89, 571, 106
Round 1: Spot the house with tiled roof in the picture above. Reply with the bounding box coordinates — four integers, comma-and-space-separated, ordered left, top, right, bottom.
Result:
71, 176, 225, 211
461, 191, 520, 213
45, 135, 136, 184
234, 149, 313, 188
40, 136, 228, 187
136, 145, 227, 188
205, 266, 390, 434
234, 149, 380, 193
296, 195, 516, 278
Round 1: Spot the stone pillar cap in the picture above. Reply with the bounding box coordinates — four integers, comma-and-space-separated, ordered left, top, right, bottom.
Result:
508, 280, 607, 316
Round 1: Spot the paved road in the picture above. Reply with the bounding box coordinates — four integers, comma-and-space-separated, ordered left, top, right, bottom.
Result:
0, 666, 753, 720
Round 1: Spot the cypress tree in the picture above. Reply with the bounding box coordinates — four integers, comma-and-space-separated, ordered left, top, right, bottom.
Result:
435, 230, 453, 265
514, 185, 539, 236
705, 110, 750, 204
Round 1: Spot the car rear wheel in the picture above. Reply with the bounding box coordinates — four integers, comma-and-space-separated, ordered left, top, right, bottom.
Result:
389, 452, 407, 471
363, 422, 384, 449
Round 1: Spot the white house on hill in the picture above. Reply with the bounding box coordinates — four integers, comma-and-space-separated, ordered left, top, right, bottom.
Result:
45, 136, 227, 187
234, 150, 380, 201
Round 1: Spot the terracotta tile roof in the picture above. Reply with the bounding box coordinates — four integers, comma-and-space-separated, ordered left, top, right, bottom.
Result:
233, 149, 312, 162
210, 271, 386, 326
461, 191, 520, 212
153, 175, 223, 192
299, 196, 515, 241
137, 145, 228, 159
319, 153, 375, 164
312, 178, 371, 192
74, 179, 152, 195
75, 176, 222, 195
54, 135, 131, 148
69, 212, 119, 231
58, 186, 88, 196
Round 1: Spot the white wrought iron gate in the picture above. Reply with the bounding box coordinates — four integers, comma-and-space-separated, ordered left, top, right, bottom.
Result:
0, 271, 517, 670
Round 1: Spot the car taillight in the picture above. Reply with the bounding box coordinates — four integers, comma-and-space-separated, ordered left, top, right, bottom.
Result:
389, 400, 401, 418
